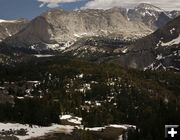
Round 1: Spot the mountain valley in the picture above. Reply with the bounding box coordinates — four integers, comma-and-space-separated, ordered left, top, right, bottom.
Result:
0, 2, 180, 140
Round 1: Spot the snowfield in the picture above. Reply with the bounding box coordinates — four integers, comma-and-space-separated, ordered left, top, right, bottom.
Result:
161, 34, 180, 46
0, 123, 74, 140
85, 124, 136, 131
0, 121, 136, 140
34, 54, 55, 58
0, 19, 19, 23
60, 115, 82, 125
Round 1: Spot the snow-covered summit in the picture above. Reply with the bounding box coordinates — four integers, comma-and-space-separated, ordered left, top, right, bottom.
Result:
0, 19, 19, 23
135, 3, 164, 12
0, 18, 28, 41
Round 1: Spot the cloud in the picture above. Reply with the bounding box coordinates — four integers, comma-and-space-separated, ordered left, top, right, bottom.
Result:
37, 0, 82, 8
82, 0, 180, 11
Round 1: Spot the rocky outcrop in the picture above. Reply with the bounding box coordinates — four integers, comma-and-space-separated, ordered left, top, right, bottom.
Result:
115, 15, 180, 70
0, 19, 28, 41
4, 8, 152, 50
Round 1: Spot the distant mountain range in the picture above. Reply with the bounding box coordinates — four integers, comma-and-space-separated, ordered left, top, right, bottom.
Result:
4, 7, 150, 50
117, 15, 180, 71
64, 15, 180, 71
0, 3, 180, 71
0, 19, 28, 42
1, 3, 179, 49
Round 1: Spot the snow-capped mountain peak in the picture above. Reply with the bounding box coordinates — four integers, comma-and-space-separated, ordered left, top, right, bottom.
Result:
0, 19, 20, 23
135, 3, 164, 12
0, 19, 29, 41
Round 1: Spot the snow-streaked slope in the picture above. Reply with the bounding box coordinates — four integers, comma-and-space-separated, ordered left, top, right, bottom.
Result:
161, 34, 180, 46
0, 19, 28, 41
4, 3, 180, 51
4, 8, 151, 50
135, 3, 164, 12
111, 15, 180, 70
0, 19, 20, 23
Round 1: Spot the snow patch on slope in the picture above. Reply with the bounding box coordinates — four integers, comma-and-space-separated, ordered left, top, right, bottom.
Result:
85, 124, 136, 131
0, 19, 19, 23
161, 34, 180, 46
0, 123, 74, 140
156, 54, 163, 60
34, 54, 54, 58
60, 115, 82, 125
170, 28, 176, 34
5, 28, 12, 36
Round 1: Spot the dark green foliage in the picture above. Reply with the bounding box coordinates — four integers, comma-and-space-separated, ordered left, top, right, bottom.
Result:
0, 56, 180, 139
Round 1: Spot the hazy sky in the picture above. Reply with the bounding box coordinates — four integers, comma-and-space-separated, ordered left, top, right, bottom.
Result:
0, 0, 180, 19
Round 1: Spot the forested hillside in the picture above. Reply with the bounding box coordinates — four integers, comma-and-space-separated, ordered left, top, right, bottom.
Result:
0, 56, 180, 140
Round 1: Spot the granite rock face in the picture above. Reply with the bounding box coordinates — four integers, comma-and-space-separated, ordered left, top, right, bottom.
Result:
4, 8, 152, 50
0, 19, 28, 41
115, 16, 180, 70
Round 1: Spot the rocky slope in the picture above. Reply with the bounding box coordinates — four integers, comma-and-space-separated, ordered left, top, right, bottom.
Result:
4, 8, 152, 50
0, 19, 28, 41
62, 15, 180, 71
128, 3, 171, 29
3, 3, 180, 51
114, 15, 180, 71
1, 3, 180, 71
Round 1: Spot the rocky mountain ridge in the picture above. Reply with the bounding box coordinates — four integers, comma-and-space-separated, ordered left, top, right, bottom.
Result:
3, 3, 180, 51
114, 15, 180, 71
0, 19, 28, 41
61, 15, 180, 71
0, 3, 180, 71
4, 7, 151, 50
